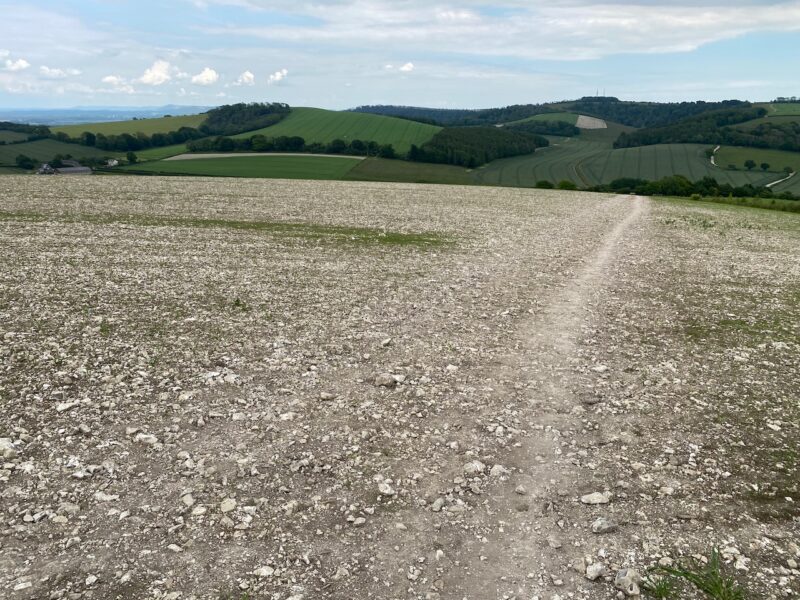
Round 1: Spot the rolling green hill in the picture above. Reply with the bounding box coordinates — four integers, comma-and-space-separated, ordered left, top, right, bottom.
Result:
52, 114, 207, 137
474, 141, 779, 189
0, 139, 117, 166
232, 107, 441, 154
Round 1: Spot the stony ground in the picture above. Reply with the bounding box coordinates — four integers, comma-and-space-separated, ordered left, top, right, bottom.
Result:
0, 176, 798, 600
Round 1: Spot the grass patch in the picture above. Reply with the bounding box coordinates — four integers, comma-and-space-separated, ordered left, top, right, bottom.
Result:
119, 155, 361, 180
136, 143, 190, 161
643, 549, 747, 600
0, 209, 451, 247
682, 195, 800, 214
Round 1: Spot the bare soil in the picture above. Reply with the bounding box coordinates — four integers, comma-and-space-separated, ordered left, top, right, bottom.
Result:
1, 177, 798, 600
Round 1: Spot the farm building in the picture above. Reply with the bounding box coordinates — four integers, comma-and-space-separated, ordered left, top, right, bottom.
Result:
37, 161, 93, 175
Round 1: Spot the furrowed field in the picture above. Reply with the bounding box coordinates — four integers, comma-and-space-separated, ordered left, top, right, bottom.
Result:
0, 176, 798, 600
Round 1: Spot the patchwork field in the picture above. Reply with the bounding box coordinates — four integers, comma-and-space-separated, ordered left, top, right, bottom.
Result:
232, 107, 441, 154
121, 154, 363, 179
0, 177, 797, 600
766, 102, 800, 116
51, 113, 207, 137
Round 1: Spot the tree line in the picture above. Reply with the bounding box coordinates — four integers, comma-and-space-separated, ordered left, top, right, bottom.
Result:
187, 135, 397, 158
566, 99, 751, 128
351, 104, 558, 127
506, 120, 581, 137
586, 175, 796, 201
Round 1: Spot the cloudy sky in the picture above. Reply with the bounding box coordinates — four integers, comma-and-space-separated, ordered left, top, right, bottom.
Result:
1, 0, 799, 109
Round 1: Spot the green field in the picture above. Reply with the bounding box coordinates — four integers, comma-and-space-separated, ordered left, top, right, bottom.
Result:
716, 146, 800, 174
715, 146, 800, 196
52, 113, 207, 137
0, 166, 24, 175
136, 143, 191, 161
0, 139, 117, 166
120, 155, 362, 179
766, 103, 800, 116
475, 141, 778, 189
232, 107, 441, 155
0, 130, 30, 143
345, 157, 473, 185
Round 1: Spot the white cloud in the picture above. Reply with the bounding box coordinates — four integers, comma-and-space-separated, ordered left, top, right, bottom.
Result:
138, 60, 172, 85
399, 62, 414, 72
101, 74, 135, 94
0, 49, 9, 58
198, 0, 800, 61
40, 66, 81, 78
191, 67, 219, 85
267, 68, 288, 84
5, 58, 31, 71
234, 70, 255, 86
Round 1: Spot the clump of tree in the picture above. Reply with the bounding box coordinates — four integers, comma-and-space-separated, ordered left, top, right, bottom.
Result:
15, 154, 36, 170
199, 103, 291, 136
186, 134, 396, 158
351, 104, 557, 127
613, 107, 800, 152
507, 120, 581, 137
408, 127, 548, 168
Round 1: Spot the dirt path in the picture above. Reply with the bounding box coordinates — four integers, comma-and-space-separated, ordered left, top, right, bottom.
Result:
438, 196, 646, 598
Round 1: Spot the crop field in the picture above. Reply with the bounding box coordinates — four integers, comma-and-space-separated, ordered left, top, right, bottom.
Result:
121, 154, 362, 179
0, 130, 29, 143
135, 143, 192, 161
51, 113, 207, 137
0, 139, 117, 165
716, 145, 800, 173
345, 157, 473, 185
475, 140, 778, 188
1, 176, 798, 600
506, 111, 580, 126
232, 107, 441, 154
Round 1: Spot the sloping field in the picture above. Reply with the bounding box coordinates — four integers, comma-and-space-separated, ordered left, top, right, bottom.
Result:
345, 157, 473, 185
0, 139, 116, 165
575, 115, 607, 129
121, 155, 362, 179
475, 141, 778, 188
506, 112, 580, 126
1, 177, 798, 600
716, 145, 800, 174
135, 143, 191, 161
766, 102, 800, 116
52, 113, 207, 137
0, 130, 29, 143
232, 107, 441, 154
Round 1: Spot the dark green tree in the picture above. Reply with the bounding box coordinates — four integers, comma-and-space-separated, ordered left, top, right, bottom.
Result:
126, 151, 138, 164
15, 154, 36, 170
760, 162, 770, 171
744, 159, 756, 170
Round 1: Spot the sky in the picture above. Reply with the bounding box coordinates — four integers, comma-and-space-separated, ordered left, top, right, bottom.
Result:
1, 0, 799, 109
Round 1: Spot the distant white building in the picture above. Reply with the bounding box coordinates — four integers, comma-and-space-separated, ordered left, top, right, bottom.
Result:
106, 159, 119, 167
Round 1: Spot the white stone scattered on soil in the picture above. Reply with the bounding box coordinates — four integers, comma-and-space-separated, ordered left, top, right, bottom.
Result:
581, 491, 612, 505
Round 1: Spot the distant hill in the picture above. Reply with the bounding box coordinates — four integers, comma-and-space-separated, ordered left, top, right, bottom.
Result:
52, 114, 208, 137
232, 107, 441, 155
0, 105, 211, 126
